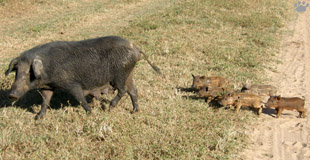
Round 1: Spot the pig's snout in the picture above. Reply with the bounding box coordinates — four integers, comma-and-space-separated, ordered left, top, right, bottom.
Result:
8, 92, 20, 101
219, 101, 224, 105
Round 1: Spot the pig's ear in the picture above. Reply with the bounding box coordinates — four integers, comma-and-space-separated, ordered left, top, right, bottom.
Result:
192, 74, 195, 78
5, 58, 18, 76
276, 96, 281, 100
32, 58, 44, 79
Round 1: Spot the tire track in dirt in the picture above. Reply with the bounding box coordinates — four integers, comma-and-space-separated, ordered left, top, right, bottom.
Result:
241, 10, 310, 160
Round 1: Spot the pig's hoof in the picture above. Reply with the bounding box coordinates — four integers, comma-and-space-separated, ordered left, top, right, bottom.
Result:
108, 105, 116, 112
108, 107, 113, 112
86, 110, 92, 115
130, 109, 139, 114
101, 104, 106, 111
35, 114, 44, 120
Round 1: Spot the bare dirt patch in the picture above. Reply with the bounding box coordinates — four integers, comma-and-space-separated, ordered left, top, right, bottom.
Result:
241, 11, 310, 160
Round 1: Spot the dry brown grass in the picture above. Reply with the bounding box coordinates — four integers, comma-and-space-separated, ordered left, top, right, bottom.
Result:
0, 0, 171, 63
0, 0, 294, 159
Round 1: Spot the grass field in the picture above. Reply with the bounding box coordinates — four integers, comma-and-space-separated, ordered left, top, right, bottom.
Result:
0, 0, 294, 159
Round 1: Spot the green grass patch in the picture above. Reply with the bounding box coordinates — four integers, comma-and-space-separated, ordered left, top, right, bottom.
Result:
0, 0, 293, 159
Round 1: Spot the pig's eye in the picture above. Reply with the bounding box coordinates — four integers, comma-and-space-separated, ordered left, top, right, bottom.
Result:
29, 68, 36, 82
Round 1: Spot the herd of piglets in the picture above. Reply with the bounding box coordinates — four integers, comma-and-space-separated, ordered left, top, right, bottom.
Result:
191, 74, 306, 118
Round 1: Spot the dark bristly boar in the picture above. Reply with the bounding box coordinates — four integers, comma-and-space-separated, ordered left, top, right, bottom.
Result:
241, 84, 277, 96
198, 87, 225, 104
220, 93, 263, 115
266, 96, 306, 118
5, 36, 161, 119
192, 74, 227, 90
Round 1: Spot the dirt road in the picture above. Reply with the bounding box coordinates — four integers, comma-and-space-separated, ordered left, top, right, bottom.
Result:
241, 11, 310, 160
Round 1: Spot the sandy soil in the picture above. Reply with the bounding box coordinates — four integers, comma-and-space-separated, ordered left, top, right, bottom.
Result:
241, 11, 310, 160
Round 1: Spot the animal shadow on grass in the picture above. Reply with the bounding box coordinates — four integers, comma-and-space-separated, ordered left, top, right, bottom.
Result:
181, 95, 224, 109
178, 86, 204, 102
177, 86, 225, 109
176, 86, 198, 93
0, 89, 44, 113
206, 97, 224, 109
0, 89, 109, 114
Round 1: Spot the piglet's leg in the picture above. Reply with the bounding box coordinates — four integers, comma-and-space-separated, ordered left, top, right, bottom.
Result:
276, 108, 283, 118
206, 97, 212, 104
235, 103, 241, 113
257, 107, 262, 115
298, 110, 306, 118
35, 90, 54, 120
275, 108, 279, 114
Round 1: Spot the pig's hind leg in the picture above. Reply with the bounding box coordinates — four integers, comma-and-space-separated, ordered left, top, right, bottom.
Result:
110, 81, 127, 110
298, 110, 306, 118
125, 76, 139, 113
109, 72, 139, 113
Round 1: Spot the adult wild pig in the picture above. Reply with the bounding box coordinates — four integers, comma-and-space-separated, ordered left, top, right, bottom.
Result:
5, 36, 161, 119
220, 93, 263, 115
192, 74, 227, 90
266, 96, 306, 118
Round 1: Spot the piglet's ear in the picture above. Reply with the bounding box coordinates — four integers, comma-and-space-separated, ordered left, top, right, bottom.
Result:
5, 58, 18, 76
276, 96, 281, 101
192, 74, 195, 78
32, 58, 44, 79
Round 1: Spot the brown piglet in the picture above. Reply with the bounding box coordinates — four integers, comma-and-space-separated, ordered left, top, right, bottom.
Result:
192, 74, 227, 90
220, 93, 263, 115
198, 87, 225, 104
266, 96, 306, 118
241, 84, 277, 96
